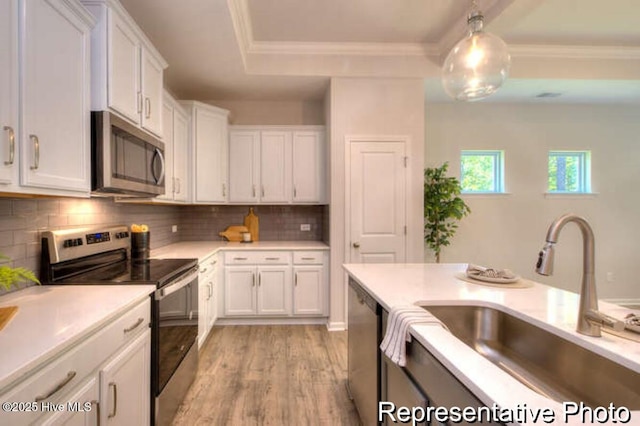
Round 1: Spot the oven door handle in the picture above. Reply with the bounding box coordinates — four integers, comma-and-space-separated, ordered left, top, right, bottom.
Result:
155, 267, 198, 301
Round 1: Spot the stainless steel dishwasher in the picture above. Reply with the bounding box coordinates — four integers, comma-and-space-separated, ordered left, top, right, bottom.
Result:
348, 277, 381, 426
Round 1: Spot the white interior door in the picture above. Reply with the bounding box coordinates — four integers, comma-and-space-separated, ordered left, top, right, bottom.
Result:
349, 140, 407, 263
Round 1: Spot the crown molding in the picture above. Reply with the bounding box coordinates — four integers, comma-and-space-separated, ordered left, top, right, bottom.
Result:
249, 41, 440, 58
509, 44, 640, 60
226, 0, 252, 67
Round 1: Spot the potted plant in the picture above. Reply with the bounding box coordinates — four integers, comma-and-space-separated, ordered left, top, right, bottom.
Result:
424, 162, 470, 263
0, 255, 40, 291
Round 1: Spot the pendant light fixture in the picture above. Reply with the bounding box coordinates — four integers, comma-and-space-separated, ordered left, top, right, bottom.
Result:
442, 1, 511, 101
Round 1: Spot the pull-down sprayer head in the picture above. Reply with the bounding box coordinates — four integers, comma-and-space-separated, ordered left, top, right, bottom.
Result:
535, 242, 555, 276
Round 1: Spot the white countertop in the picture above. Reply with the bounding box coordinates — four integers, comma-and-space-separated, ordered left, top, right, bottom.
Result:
0, 285, 155, 392
152, 240, 329, 262
343, 263, 640, 426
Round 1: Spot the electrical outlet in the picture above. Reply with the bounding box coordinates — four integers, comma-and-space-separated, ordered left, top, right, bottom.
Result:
172, 225, 178, 233
300, 224, 311, 231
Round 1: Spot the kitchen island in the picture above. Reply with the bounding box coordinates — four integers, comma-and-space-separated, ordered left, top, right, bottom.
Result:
344, 263, 640, 425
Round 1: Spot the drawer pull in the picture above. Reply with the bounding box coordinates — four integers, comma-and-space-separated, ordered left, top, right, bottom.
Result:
265, 257, 280, 261
91, 400, 100, 426
234, 257, 248, 261
210, 260, 217, 266
200, 267, 208, 274
35, 371, 76, 402
124, 317, 144, 333
108, 382, 118, 418
301, 257, 315, 261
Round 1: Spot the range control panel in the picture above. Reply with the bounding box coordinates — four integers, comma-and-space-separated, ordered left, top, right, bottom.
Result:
42, 225, 131, 264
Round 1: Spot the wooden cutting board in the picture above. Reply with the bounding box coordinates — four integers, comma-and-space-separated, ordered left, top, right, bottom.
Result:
0, 306, 18, 331
244, 208, 259, 241
219, 225, 249, 242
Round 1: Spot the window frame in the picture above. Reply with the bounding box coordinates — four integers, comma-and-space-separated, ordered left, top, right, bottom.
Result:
460, 150, 505, 194
547, 150, 591, 194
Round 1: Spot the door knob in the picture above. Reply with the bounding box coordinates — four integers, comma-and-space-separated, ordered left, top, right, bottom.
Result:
353, 242, 360, 248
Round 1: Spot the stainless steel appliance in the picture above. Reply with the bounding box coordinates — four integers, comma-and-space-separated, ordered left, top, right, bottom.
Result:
91, 111, 166, 197
347, 277, 381, 425
40, 225, 198, 426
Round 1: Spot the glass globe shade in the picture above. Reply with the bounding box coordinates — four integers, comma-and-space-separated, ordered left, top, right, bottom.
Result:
442, 26, 511, 101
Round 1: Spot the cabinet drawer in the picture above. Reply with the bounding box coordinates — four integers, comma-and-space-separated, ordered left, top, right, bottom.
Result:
199, 255, 219, 274
293, 251, 324, 264
225, 251, 291, 265
0, 298, 150, 425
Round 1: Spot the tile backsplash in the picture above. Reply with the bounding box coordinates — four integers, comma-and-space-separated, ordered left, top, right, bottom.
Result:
0, 197, 325, 293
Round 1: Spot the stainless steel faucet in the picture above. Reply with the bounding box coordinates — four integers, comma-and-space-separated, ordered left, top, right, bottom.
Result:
536, 213, 624, 337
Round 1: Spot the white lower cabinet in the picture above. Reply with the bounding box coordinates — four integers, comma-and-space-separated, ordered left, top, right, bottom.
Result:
222, 250, 326, 319
99, 329, 150, 426
0, 298, 151, 426
198, 253, 219, 348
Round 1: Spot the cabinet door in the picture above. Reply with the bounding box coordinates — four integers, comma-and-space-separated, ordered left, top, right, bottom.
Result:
292, 130, 325, 203
158, 101, 174, 201
0, 0, 17, 185
173, 106, 190, 202
39, 377, 99, 426
257, 266, 291, 316
100, 329, 150, 426
260, 131, 291, 203
140, 47, 163, 137
21, 0, 91, 192
107, 9, 140, 125
194, 107, 228, 203
197, 270, 209, 349
293, 266, 325, 315
224, 266, 256, 316
228, 130, 260, 203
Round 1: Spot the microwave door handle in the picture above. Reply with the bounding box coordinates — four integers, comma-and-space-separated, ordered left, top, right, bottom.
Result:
155, 268, 198, 301
152, 148, 165, 184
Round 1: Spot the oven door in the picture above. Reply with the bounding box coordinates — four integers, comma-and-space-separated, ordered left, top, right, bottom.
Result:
152, 267, 199, 396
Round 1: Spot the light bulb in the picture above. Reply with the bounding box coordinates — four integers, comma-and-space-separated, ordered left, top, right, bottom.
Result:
442, 10, 511, 101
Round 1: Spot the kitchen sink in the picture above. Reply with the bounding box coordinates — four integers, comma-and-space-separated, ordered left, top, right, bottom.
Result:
421, 304, 640, 409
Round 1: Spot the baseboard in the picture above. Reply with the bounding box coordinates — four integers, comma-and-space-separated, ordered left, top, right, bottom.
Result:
326, 321, 346, 331
215, 317, 328, 326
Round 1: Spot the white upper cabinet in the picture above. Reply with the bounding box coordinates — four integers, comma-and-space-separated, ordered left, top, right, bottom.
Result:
260, 131, 291, 203
159, 91, 190, 202
229, 126, 326, 204
83, 0, 167, 138
292, 130, 326, 203
181, 101, 229, 204
228, 130, 260, 203
0, 0, 18, 186
18, 0, 94, 194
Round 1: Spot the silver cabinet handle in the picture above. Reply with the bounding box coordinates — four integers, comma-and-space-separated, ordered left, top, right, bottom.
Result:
265, 257, 279, 261
137, 92, 143, 114
261, 185, 264, 197
3, 126, 15, 165
234, 257, 248, 261
252, 185, 256, 198
258, 273, 261, 287
177, 177, 181, 194
293, 185, 297, 198
29, 134, 39, 170
353, 242, 360, 248
108, 382, 117, 418
145, 97, 151, 119
211, 259, 217, 266
91, 400, 100, 426
295, 272, 298, 286
222, 183, 226, 197
208, 283, 213, 299
252, 273, 256, 287
123, 317, 144, 333
200, 267, 208, 274
35, 371, 76, 402
301, 257, 315, 261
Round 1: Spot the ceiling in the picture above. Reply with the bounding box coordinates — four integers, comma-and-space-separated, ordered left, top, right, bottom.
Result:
119, 0, 640, 104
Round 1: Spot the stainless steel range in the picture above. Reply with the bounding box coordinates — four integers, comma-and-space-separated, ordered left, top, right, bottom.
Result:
40, 225, 198, 426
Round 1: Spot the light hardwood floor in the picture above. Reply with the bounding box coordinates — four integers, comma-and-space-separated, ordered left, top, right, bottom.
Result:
172, 325, 361, 426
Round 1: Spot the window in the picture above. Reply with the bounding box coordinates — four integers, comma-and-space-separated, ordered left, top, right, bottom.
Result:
460, 151, 504, 193
548, 151, 591, 193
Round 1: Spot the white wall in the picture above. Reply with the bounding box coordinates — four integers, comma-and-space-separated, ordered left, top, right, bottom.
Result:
425, 103, 640, 300
208, 100, 324, 125
328, 77, 425, 329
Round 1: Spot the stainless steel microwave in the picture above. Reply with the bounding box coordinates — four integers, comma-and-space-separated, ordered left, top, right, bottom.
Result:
91, 111, 165, 197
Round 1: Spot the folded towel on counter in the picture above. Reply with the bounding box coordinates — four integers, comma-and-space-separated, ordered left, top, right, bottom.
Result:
380, 306, 446, 367
466, 264, 517, 280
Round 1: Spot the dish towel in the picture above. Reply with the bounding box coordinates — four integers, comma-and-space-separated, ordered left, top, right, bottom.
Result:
466, 264, 517, 280
380, 306, 447, 367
